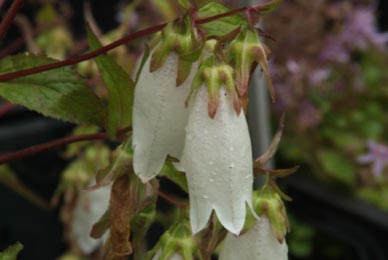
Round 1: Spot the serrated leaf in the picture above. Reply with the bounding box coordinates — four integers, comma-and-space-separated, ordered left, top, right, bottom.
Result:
87, 26, 134, 138
198, 1, 247, 37
0, 242, 23, 260
0, 54, 106, 125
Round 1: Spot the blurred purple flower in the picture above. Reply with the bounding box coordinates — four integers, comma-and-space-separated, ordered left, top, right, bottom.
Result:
342, 8, 388, 50
319, 37, 350, 63
320, 7, 388, 63
297, 101, 322, 130
358, 141, 388, 177
308, 68, 331, 86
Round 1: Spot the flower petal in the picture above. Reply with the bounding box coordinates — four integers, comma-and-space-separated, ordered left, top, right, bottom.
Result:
132, 53, 196, 182
219, 217, 288, 260
71, 183, 111, 254
181, 86, 253, 235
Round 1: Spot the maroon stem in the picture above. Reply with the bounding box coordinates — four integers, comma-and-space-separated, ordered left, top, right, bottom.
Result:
0, 132, 108, 165
158, 190, 187, 209
0, 102, 17, 117
0, 0, 24, 41
0, 6, 248, 82
0, 0, 7, 12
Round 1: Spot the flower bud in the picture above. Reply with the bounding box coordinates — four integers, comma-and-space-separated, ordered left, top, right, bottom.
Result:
253, 185, 289, 243
147, 220, 200, 260
228, 28, 274, 100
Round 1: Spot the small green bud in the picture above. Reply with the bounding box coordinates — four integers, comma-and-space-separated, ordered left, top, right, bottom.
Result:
253, 185, 289, 243
227, 27, 274, 100
146, 220, 201, 260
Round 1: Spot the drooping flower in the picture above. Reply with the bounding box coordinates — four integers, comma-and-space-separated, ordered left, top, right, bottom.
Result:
71, 184, 111, 254
358, 140, 388, 177
219, 216, 288, 260
180, 81, 253, 234
132, 17, 200, 182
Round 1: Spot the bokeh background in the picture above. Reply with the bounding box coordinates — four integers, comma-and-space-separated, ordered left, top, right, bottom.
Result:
0, 0, 388, 259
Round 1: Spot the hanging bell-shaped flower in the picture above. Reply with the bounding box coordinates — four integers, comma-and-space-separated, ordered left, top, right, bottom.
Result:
219, 216, 288, 260
180, 56, 253, 235
132, 16, 201, 182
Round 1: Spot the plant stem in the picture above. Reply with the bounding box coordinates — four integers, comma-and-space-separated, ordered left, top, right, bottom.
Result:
157, 190, 187, 209
0, 132, 108, 165
0, 102, 17, 117
0, 6, 248, 82
0, 0, 24, 41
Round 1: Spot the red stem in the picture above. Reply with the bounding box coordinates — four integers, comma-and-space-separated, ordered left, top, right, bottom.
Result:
0, 6, 249, 82
0, 132, 108, 165
158, 190, 187, 209
0, 0, 24, 41
0, 0, 7, 12
0, 102, 17, 117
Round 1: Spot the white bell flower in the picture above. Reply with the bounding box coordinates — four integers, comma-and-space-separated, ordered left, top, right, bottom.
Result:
180, 86, 253, 235
132, 53, 196, 182
219, 216, 288, 260
71, 183, 111, 254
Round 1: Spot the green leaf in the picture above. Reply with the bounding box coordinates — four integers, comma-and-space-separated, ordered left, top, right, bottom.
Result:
87, 26, 134, 138
198, 1, 247, 37
317, 149, 356, 186
0, 54, 106, 125
0, 166, 49, 210
135, 45, 150, 85
175, 0, 190, 9
250, 0, 283, 15
0, 242, 23, 260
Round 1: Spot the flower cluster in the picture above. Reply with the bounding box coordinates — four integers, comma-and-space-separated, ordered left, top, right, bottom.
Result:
130, 1, 289, 259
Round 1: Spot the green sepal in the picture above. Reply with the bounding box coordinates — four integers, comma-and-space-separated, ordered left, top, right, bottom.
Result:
188, 54, 240, 118
150, 13, 202, 86
253, 184, 289, 243
90, 208, 111, 239
228, 27, 274, 99
87, 138, 133, 191
135, 45, 150, 85
146, 217, 202, 260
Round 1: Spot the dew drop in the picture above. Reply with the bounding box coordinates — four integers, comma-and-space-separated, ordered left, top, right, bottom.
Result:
209, 178, 214, 182
202, 195, 209, 199
229, 163, 235, 169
